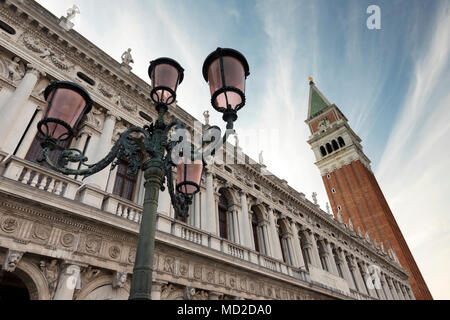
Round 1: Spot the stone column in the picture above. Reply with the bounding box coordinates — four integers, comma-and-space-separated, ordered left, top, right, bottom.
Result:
238, 192, 252, 248
339, 250, 355, 290
395, 281, 406, 300
232, 209, 240, 244
325, 241, 339, 276
352, 258, 369, 295
53, 264, 81, 300
202, 170, 217, 234
380, 273, 393, 300
387, 277, 400, 300
0, 65, 45, 154
194, 192, 201, 229
15, 105, 44, 158
84, 112, 117, 190
156, 183, 171, 216
267, 207, 283, 260
106, 164, 119, 194
151, 280, 167, 300
309, 233, 322, 269
290, 223, 306, 269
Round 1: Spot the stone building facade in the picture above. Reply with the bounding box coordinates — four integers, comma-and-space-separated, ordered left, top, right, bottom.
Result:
0, 0, 414, 300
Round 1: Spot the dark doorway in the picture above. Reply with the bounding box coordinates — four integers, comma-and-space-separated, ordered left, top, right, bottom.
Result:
0, 271, 30, 301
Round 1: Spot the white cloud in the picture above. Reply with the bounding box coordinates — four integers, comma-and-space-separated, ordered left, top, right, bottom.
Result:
377, 2, 450, 299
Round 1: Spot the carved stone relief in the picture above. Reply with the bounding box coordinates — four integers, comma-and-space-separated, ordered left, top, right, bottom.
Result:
2, 250, 24, 272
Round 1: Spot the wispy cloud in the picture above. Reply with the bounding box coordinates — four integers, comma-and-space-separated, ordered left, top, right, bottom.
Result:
376, 1, 450, 299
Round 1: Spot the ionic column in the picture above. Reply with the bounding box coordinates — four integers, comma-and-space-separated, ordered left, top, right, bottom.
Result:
352, 258, 369, 295
15, 105, 44, 158
325, 241, 339, 276
309, 233, 322, 269
232, 209, 240, 244
267, 207, 283, 260
238, 192, 252, 249
0, 65, 45, 154
290, 223, 305, 269
387, 277, 400, 300
359, 262, 376, 298
53, 264, 81, 300
202, 170, 217, 234
395, 281, 406, 300
381, 273, 394, 300
194, 191, 201, 228
339, 250, 356, 290
84, 112, 117, 190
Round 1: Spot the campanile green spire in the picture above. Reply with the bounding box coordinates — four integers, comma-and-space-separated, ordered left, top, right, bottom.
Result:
307, 77, 331, 119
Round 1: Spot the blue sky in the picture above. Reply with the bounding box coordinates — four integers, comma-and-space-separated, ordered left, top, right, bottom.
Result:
37, 0, 450, 299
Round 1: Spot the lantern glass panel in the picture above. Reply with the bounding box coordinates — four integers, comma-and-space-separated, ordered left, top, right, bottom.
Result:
177, 160, 203, 195
42, 88, 86, 139
208, 56, 245, 110
152, 63, 180, 103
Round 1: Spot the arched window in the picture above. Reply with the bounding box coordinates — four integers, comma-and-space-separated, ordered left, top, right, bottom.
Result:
218, 193, 229, 240
338, 137, 346, 148
332, 140, 339, 151
320, 146, 327, 157
326, 143, 333, 154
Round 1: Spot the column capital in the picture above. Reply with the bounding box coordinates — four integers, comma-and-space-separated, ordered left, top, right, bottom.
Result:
26, 64, 46, 78
106, 110, 120, 121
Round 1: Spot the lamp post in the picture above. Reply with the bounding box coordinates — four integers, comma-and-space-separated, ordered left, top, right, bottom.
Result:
36, 48, 250, 300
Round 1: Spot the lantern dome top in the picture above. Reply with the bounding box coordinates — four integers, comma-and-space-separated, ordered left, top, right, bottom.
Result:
202, 47, 250, 82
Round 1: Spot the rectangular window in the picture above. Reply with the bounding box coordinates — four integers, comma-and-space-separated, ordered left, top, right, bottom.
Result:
113, 159, 138, 201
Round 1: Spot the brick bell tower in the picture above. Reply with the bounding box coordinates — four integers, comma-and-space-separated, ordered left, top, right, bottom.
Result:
305, 78, 432, 300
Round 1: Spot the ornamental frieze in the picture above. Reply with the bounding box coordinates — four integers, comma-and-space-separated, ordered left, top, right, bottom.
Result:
1, 216, 19, 234
32, 223, 52, 242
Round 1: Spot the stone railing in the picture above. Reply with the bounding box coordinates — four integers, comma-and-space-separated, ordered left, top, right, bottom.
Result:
103, 194, 142, 223
227, 243, 245, 260
2, 156, 82, 200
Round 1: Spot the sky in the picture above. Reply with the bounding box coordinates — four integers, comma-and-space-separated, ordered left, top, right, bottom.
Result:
35, 0, 450, 299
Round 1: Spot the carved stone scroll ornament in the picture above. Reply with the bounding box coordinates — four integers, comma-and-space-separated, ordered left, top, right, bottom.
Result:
50, 53, 75, 70
22, 33, 45, 53
98, 83, 114, 98
2, 250, 24, 272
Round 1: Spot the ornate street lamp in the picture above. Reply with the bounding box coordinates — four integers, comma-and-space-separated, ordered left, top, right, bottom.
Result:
36, 48, 250, 300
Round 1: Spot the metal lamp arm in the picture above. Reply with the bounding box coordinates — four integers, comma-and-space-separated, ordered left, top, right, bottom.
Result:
40, 126, 152, 179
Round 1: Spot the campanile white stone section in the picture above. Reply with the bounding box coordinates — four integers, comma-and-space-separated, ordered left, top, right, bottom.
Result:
0, 65, 44, 154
